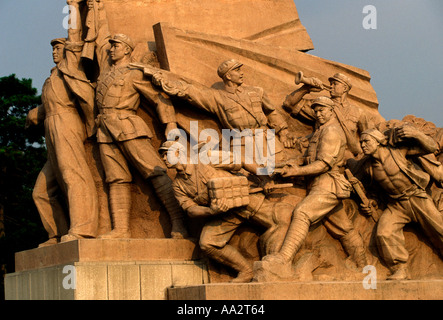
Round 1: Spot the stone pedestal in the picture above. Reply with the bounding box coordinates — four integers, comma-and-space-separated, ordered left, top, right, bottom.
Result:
167, 280, 443, 300
5, 239, 209, 300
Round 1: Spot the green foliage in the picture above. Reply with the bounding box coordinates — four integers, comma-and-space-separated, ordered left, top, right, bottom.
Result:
0, 75, 48, 298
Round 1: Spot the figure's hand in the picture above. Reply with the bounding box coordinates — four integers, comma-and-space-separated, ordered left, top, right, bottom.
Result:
396, 124, 420, 140
281, 165, 301, 177
210, 198, 230, 215
152, 72, 165, 87
258, 178, 275, 195
306, 77, 324, 92
25, 108, 38, 129
279, 129, 296, 148
360, 200, 377, 215
25, 113, 32, 130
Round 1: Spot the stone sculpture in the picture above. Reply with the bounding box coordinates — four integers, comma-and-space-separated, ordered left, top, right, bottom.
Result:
24, 0, 443, 286
85, 0, 187, 239
134, 58, 292, 175
263, 96, 367, 270
283, 71, 383, 159
26, 0, 99, 246
158, 140, 294, 283
350, 127, 443, 280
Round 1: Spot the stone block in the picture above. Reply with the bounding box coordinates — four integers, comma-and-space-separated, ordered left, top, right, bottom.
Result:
5, 239, 208, 300
167, 279, 443, 300
14, 239, 202, 272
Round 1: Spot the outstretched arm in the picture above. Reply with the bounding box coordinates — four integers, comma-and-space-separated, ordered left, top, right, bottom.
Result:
281, 160, 329, 177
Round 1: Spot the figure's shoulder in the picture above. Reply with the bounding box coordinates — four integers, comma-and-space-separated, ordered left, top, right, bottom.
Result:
321, 120, 346, 140
243, 85, 264, 94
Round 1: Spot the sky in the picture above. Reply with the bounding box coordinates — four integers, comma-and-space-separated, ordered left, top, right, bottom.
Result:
0, 0, 442, 126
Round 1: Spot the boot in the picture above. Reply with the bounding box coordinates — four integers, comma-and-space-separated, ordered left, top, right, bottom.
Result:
387, 263, 408, 280
204, 245, 254, 283
99, 183, 131, 239
151, 174, 188, 239
340, 230, 368, 269
265, 213, 310, 264
38, 237, 60, 248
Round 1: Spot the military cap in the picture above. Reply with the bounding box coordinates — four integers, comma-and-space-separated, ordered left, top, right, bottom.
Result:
158, 140, 185, 154
50, 38, 67, 47
109, 34, 135, 50
361, 128, 388, 145
217, 59, 243, 79
328, 73, 352, 89
311, 96, 335, 109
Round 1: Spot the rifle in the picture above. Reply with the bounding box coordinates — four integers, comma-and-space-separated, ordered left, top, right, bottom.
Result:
344, 169, 379, 222
249, 183, 294, 194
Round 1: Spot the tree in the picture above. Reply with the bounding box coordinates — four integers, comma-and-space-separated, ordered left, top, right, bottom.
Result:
0, 74, 47, 299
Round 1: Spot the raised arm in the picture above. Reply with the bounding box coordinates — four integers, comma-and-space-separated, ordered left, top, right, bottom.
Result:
86, 0, 111, 70
62, 0, 86, 71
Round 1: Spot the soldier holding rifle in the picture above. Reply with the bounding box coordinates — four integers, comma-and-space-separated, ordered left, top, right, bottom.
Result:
265, 96, 368, 269
83, 0, 188, 239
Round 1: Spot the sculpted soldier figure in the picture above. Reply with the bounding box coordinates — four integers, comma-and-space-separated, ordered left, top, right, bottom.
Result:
283, 72, 382, 159
86, 0, 187, 238
138, 59, 292, 175
159, 140, 294, 283
353, 128, 443, 280
264, 96, 368, 268
26, 0, 99, 246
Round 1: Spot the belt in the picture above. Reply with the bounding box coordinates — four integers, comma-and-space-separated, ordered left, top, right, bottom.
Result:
45, 108, 78, 118
99, 108, 136, 115
388, 184, 426, 201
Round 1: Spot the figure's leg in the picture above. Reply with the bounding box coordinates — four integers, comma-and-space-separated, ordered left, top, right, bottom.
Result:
32, 162, 69, 246
150, 173, 188, 239
251, 201, 293, 255
409, 195, 443, 258
51, 114, 99, 240
264, 192, 340, 264
120, 138, 188, 239
324, 200, 368, 269
376, 202, 410, 280
199, 214, 253, 283
97, 142, 133, 239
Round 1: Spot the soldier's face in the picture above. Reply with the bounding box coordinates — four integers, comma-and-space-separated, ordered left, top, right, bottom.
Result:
110, 42, 129, 62
360, 134, 379, 155
52, 44, 64, 64
161, 149, 185, 171
330, 80, 348, 98
226, 67, 244, 85
314, 106, 333, 125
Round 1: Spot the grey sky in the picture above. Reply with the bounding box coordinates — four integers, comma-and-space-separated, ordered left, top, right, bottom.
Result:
0, 0, 441, 126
